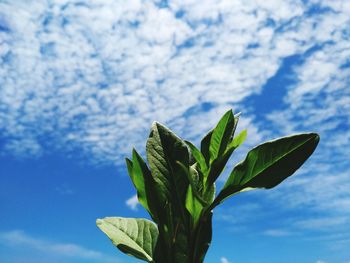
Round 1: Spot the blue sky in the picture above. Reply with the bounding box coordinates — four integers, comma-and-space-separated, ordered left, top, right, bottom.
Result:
0, 0, 349, 262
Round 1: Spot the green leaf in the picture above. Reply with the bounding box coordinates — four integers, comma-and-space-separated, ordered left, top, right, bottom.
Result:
176, 162, 205, 226
185, 140, 208, 174
125, 150, 151, 214
146, 122, 190, 205
146, 122, 191, 261
202, 183, 215, 204
213, 133, 320, 207
190, 163, 204, 193
209, 110, 235, 162
126, 158, 134, 179
200, 129, 213, 166
227, 129, 247, 150
177, 162, 207, 205
205, 129, 246, 186
96, 217, 158, 262
206, 146, 235, 186
185, 184, 203, 226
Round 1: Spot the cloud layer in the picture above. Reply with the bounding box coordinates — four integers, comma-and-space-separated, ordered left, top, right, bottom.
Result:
0, 230, 115, 263
1, 0, 350, 257
1, 0, 347, 164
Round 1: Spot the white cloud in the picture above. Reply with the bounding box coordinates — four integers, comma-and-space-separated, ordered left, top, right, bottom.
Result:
220, 256, 231, 263
1, 0, 348, 166
0, 230, 115, 262
0, 0, 350, 251
126, 194, 139, 211
269, 172, 350, 213
295, 216, 348, 230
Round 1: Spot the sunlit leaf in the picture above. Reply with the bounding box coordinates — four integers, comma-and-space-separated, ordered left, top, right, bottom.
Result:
185, 140, 208, 174
209, 110, 235, 163
213, 133, 320, 207
146, 122, 191, 262
96, 217, 158, 262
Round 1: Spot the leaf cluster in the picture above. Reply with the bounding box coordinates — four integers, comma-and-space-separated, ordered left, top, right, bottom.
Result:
97, 110, 319, 262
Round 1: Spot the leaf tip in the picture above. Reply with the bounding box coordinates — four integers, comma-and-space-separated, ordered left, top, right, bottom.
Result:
96, 218, 103, 226
225, 109, 234, 117
313, 132, 320, 140
304, 132, 320, 146
152, 121, 164, 129
312, 133, 320, 147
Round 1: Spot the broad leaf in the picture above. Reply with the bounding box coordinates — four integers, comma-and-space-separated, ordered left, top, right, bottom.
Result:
190, 163, 204, 193
203, 183, 215, 204
206, 130, 247, 186
200, 129, 213, 166
209, 110, 235, 163
96, 217, 158, 262
146, 122, 191, 262
213, 133, 320, 207
206, 146, 235, 186
185, 140, 208, 174
227, 129, 247, 150
146, 122, 190, 204
185, 184, 203, 226
176, 162, 205, 226
125, 150, 151, 214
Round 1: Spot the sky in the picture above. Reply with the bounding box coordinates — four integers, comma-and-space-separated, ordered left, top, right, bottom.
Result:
0, 0, 349, 262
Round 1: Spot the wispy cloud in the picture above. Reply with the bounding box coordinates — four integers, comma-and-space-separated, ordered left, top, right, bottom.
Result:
263, 229, 293, 237
126, 194, 139, 211
220, 256, 231, 263
0, 230, 116, 262
1, 0, 350, 259
295, 216, 348, 230
1, 0, 348, 166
